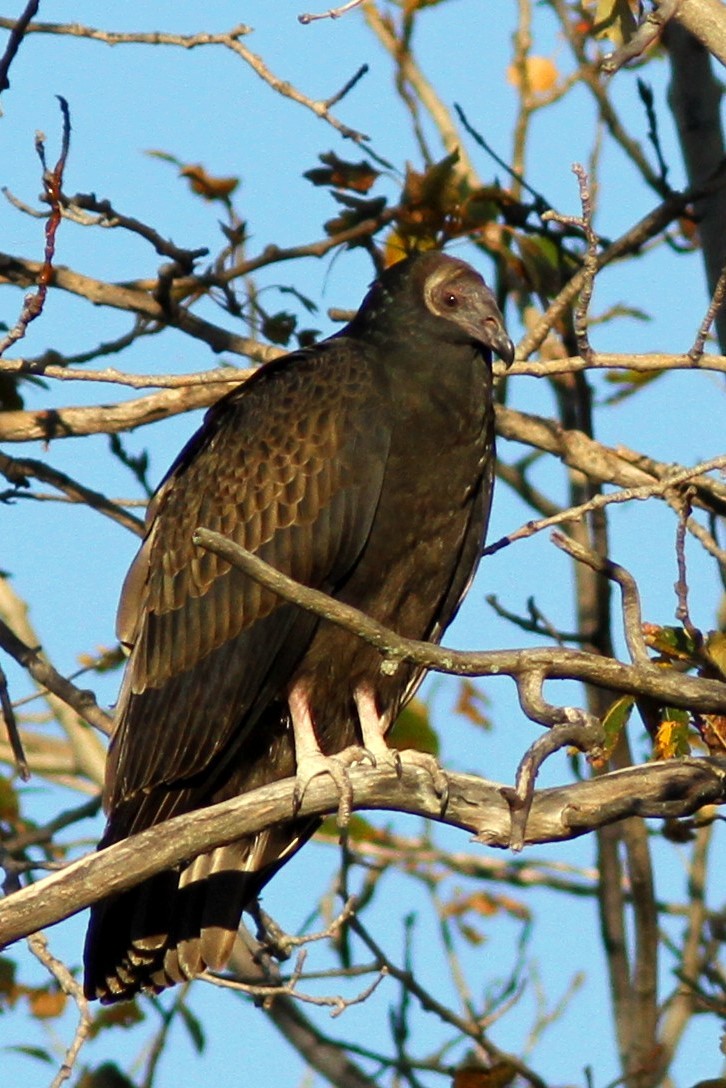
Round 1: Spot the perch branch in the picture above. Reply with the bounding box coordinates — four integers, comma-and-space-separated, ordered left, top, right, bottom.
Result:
2, 758, 726, 948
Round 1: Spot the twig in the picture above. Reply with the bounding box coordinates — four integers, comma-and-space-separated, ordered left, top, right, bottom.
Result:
0, 96, 70, 356
487, 454, 726, 559
0, 0, 39, 92
363, 5, 477, 180
62, 191, 208, 270
672, 487, 699, 637
0, 19, 370, 144
348, 913, 547, 1088
552, 533, 650, 668
455, 103, 550, 213
542, 163, 599, 362
0, 450, 145, 535
0, 617, 113, 736
26, 931, 92, 1087
0, 659, 28, 778
324, 62, 369, 108
299, 0, 366, 24
689, 259, 726, 358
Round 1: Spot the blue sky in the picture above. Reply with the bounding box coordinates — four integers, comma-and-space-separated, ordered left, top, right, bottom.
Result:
1, 2, 724, 1085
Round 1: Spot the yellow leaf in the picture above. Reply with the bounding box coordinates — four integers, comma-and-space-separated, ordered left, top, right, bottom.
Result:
506, 56, 559, 94
590, 0, 640, 46
705, 631, 726, 680
654, 719, 691, 760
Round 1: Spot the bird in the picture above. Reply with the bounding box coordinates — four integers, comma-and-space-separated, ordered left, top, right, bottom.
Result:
83, 250, 514, 1003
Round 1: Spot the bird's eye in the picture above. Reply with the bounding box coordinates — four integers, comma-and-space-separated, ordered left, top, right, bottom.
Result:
443, 293, 458, 308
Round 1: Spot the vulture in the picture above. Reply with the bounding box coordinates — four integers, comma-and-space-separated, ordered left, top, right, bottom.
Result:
83, 250, 514, 1003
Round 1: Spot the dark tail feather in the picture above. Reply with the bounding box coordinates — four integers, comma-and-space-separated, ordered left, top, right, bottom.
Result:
83, 824, 318, 1003
83, 847, 261, 1003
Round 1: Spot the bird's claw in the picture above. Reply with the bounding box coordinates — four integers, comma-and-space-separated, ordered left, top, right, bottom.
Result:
292, 745, 370, 827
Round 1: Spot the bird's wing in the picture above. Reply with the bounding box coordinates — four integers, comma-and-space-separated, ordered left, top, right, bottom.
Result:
105, 339, 390, 826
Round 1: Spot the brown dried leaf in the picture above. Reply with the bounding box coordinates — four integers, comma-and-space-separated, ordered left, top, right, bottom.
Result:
180, 164, 239, 202
453, 679, 491, 729
698, 716, 726, 756
28, 987, 67, 1019
304, 151, 379, 193
453, 1062, 517, 1088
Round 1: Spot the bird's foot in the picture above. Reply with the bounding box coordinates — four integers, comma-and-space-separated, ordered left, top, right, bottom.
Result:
292, 744, 373, 827
359, 732, 449, 811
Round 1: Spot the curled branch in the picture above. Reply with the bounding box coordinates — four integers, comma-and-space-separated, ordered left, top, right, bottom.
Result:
192, 528, 726, 715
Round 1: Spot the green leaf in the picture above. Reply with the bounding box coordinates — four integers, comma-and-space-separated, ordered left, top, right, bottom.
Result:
180, 1003, 206, 1053
389, 699, 439, 756
4, 1045, 54, 1065
642, 623, 701, 665
601, 695, 634, 759
77, 1062, 137, 1088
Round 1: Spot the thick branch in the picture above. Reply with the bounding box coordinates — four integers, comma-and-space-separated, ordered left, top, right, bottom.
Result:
670, 0, 726, 66
1, 759, 725, 948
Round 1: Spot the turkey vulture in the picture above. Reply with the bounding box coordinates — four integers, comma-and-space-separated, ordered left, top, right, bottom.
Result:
84, 250, 513, 1002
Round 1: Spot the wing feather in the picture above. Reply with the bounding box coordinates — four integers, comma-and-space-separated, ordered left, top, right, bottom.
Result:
105, 340, 390, 820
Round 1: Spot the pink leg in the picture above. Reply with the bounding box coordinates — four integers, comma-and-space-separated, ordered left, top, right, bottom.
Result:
355, 684, 448, 801
288, 680, 367, 825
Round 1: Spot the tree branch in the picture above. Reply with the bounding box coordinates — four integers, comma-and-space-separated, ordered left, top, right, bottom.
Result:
192, 528, 726, 714
1, 758, 726, 949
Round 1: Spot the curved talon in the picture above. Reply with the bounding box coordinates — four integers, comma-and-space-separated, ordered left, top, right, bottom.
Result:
293, 744, 373, 826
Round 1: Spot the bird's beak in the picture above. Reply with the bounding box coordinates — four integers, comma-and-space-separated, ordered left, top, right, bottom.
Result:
457, 286, 515, 366
485, 321, 515, 368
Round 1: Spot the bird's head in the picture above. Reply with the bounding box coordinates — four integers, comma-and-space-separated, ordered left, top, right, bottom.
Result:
348, 251, 515, 368
419, 254, 515, 366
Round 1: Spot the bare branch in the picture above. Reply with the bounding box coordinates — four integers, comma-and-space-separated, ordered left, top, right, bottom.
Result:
0, 0, 39, 93
192, 528, 726, 714
0, 97, 70, 356
2, 759, 726, 949
26, 931, 92, 1087
0, 19, 370, 143
0, 617, 113, 736
486, 454, 726, 560
299, 1, 367, 26
0, 451, 145, 535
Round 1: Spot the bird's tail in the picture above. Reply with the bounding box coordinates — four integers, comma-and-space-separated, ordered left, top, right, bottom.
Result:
83, 827, 314, 1003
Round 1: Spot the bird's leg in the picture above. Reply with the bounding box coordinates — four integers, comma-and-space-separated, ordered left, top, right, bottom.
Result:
288, 681, 368, 826
354, 686, 397, 767
355, 685, 449, 805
